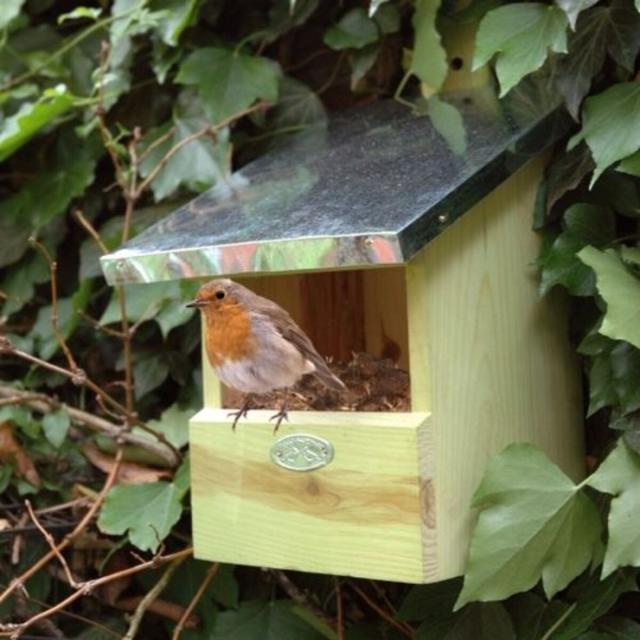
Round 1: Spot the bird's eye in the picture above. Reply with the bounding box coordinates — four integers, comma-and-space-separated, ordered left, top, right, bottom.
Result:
215, 290, 225, 300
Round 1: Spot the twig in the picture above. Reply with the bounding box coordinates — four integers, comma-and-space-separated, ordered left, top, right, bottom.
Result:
172, 563, 219, 640
0, 547, 193, 637
0, 385, 179, 466
335, 578, 344, 640
348, 582, 414, 639
271, 570, 335, 630
0, 344, 182, 464
73, 209, 109, 254
29, 238, 80, 374
137, 126, 177, 164
0, 447, 124, 607
135, 101, 269, 197
122, 555, 186, 640
24, 501, 78, 588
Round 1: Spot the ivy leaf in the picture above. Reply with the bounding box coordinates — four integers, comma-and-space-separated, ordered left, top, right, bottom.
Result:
603, 0, 640, 71
0, 252, 50, 316
555, 0, 598, 28
176, 48, 280, 123
410, 0, 448, 93
98, 480, 185, 552
0, 0, 26, 29
569, 83, 640, 185
0, 86, 74, 161
539, 203, 614, 296
58, 7, 102, 24
138, 90, 230, 201
350, 44, 380, 89
369, 0, 389, 16
210, 600, 326, 639
151, 0, 202, 46
543, 143, 594, 217
589, 440, 640, 577
427, 96, 467, 155
417, 602, 515, 640
138, 403, 192, 449
474, 4, 568, 96
456, 444, 601, 608
132, 352, 171, 400
323, 8, 379, 50
397, 578, 461, 621
42, 409, 70, 449
505, 593, 570, 640
578, 247, 640, 349
618, 150, 640, 177
552, 570, 638, 639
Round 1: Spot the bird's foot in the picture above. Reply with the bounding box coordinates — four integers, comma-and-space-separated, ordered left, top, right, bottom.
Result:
269, 408, 289, 434
227, 401, 251, 431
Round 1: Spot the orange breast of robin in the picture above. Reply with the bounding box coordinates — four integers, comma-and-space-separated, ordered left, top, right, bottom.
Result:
203, 303, 257, 367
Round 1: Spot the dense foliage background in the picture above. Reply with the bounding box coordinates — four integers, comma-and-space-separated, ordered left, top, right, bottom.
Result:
1, 0, 640, 638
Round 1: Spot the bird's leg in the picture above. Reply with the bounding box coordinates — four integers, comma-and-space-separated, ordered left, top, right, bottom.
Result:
227, 394, 252, 431
269, 389, 289, 434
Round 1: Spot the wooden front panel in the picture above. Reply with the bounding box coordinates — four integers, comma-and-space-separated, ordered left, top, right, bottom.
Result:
190, 409, 432, 582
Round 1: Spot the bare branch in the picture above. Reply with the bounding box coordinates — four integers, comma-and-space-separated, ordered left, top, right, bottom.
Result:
172, 563, 219, 640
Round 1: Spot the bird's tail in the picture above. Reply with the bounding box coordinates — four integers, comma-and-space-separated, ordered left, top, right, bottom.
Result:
312, 360, 346, 392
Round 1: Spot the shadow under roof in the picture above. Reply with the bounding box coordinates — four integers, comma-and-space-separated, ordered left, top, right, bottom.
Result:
101, 81, 569, 285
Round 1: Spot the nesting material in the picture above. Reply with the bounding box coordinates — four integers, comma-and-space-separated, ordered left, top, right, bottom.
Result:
223, 352, 410, 413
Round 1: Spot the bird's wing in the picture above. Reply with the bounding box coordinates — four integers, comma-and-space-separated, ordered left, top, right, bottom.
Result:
251, 296, 345, 391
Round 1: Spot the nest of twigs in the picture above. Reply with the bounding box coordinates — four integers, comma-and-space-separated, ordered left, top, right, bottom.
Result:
223, 352, 410, 412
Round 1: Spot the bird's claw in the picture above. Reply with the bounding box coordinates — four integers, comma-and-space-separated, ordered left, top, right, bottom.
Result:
227, 406, 250, 431
269, 409, 289, 434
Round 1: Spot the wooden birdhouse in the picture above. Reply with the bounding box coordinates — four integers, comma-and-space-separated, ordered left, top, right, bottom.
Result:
100, 83, 584, 584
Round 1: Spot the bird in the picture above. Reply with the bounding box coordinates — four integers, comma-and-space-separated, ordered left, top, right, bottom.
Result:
186, 278, 345, 432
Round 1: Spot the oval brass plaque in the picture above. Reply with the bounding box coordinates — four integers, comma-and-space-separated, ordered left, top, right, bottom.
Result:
270, 434, 334, 472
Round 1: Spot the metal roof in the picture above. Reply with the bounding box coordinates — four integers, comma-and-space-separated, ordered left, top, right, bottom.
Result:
101, 82, 568, 285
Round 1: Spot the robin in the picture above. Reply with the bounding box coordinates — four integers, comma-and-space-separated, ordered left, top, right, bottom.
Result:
186, 278, 345, 432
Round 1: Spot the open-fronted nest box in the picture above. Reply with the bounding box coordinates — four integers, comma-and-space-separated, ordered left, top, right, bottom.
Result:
101, 86, 584, 584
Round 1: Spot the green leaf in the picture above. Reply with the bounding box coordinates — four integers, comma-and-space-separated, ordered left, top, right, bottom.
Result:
618, 150, 640, 177
132, 352, 171, 399
569, 83, 640, 186
323, 8, 379, 50
474, 4, 568, 96
556, 0, 598, 28
0, 252, 50, 316
176, 48, 280, 123
589, 440, 640, 576
456, 444, 601, 608
42, 409, 70, 449
410, 0, 448, 92
58, 7, 102, 23
539, 204, 614, 296
369, 0, 389, 17
138, 403, 192, 449
543, 143, 594, 217
578, 247, 640, 349
211, 600, 326, 639
593, 617, 640, 639
350, 44, 380, 89
505, 592, 569, 640
151, 0, 202, 46
0, 86, 74, 161
427, 96, 467, 155
98, 481, 184, 552
552, 570, 638, 639
0, 0, 26, 29
417, 603, 515, 639
397, 578, 461, 621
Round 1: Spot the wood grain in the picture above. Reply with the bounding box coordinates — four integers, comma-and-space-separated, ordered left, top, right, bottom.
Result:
406, 156, 584, 580
191, 409, 431, 582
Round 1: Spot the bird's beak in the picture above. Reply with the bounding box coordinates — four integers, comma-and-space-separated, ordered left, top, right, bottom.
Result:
186, 299, 206, 308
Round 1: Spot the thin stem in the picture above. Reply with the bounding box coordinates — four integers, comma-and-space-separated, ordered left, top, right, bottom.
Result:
29, 238, 80, 374
348, 582, 414, 639
1, 547, 193, 637
123, 556, 186, 640
0, 448, 124, 607
24, 501, 78, 588
539, 602, 577, 640
172, 563, 220, 640
0, 4, 143, 91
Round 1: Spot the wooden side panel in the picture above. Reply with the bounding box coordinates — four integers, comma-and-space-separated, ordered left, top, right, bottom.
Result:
190, 409, 431, 582
362, 268, 409, 369
406, 156, 584, 580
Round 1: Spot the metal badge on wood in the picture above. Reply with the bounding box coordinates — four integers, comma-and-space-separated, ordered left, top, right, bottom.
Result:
270, 434, 334, 472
